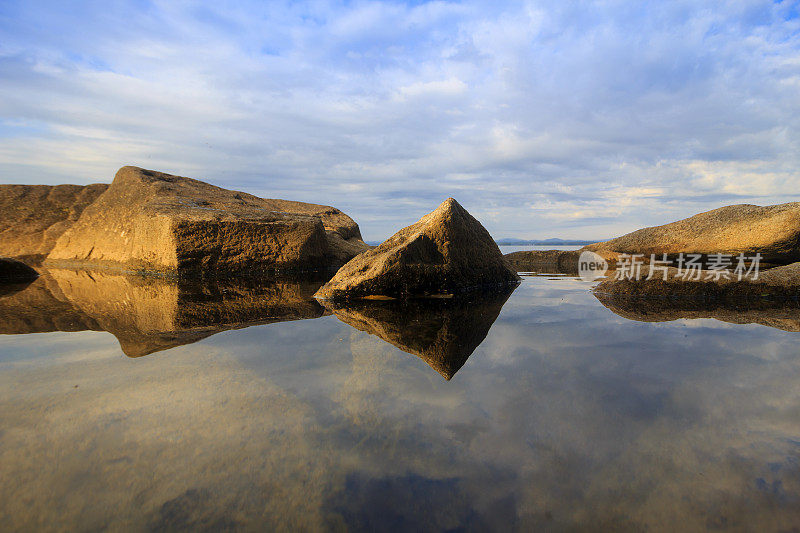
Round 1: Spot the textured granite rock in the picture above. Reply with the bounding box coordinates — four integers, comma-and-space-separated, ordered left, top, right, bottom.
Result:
315, 198, 520, 300
45, 166, 368, 276
0, 183, 108, 263
503, 250, 581, 274
594, 261, 800, 302
584, 202, 800, 264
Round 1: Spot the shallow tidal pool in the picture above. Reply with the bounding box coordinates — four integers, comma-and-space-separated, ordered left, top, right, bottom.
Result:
1, 273, 800, 531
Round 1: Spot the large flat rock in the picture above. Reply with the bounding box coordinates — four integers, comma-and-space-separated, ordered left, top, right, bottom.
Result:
315, 198, 520, 300
45, 166, 368, 275
0, 183, 108, 263
584, 202, 800, 264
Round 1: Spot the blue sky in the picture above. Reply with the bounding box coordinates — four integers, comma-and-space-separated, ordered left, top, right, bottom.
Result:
0, 0, 798, 241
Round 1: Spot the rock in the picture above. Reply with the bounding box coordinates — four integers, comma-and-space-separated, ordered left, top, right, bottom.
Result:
0, 257, 39, 284
325, 230, 375, 265
594, 261, 800, 302
314, 198, 520, 300
45, 166, 368, 276
584, 202, 800, 264
0, 183, 108, 263
0, 268, 328, 357
321, 287, 515, 380
503, 250, 580, 274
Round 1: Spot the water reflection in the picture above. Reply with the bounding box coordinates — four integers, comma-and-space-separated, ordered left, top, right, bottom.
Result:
0, 280, 34, 298
2, 276, 800, 530
320, 287, 516, 380
595, 291, 800, 331
0, 268, 327, 356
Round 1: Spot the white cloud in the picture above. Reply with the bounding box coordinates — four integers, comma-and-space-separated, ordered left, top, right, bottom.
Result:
397, 76, 467, 98
0, 0, 798, 240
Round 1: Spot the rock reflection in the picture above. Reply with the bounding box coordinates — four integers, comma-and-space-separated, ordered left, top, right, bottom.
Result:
321, 287, 516, 380
595, 291, 800, 331
0, 269, 327, 356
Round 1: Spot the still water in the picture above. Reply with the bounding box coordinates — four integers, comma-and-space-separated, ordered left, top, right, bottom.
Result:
1, 263, 800, 531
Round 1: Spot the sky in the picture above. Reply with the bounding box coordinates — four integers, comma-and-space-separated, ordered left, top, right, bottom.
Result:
0, 1, 798, 241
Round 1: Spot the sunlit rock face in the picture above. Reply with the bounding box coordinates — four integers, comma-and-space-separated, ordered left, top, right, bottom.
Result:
0, 183, 108, 264
321, 286, 515, 380
315, 198, 520, 301
583, 202, 800, 265
0, 268, 328, 356
45, 166, 368, 276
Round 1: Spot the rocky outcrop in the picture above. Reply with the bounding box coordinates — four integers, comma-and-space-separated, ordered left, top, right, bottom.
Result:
0, 268, 328, 357
0, 183, 108, 263
45, 166, 368, 276
584, 202, 800, 265
503, 250, 580, 274
0, 257, 39, 284
315, 198, 520, 300
322, 287, 515, 380
594, 261, 800, 302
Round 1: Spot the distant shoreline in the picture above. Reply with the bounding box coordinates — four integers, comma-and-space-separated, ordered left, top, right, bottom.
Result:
364, 239, 599, 247
495, 239, 598, 246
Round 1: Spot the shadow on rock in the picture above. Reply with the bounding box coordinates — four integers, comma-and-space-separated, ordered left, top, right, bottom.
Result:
321, 287, 516, 380
0, 268, 329, 356
594, 291, 800, 332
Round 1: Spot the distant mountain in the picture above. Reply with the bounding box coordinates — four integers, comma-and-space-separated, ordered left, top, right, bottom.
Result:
495, 238, 598, 246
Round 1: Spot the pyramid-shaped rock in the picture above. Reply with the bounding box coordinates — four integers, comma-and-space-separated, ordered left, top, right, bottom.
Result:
314, 198, 520, 300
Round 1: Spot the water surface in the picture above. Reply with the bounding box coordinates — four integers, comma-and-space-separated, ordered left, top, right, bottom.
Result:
2, 270, 800, 531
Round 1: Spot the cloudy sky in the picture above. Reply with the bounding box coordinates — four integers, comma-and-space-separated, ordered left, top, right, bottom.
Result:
0, 1, 798, 241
